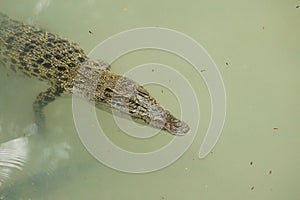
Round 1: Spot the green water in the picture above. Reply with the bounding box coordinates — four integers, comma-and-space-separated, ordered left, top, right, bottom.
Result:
0, 0, 300, 199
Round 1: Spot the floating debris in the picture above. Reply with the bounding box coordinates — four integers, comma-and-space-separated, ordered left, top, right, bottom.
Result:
296, 5, 299, 8
273, 127, 278, 130
250, 161, 253, 166
225, 62, 229, 66
88, 30, 93, 35
269, 170, 272, 175
251, 186, 255, 190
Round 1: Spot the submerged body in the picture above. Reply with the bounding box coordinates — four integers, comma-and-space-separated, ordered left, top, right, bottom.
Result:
0, 13, 189, 135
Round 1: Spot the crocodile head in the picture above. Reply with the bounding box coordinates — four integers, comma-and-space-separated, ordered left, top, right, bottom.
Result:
96, 74, 190, 135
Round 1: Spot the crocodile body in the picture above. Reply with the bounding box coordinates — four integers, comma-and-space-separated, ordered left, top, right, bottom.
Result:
0, 13, 189, 135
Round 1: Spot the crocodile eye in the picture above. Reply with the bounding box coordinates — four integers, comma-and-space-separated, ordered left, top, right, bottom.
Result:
137, 86, 149, 96
104, 88, 114, 98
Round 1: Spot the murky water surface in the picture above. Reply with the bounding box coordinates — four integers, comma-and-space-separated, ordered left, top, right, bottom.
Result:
0, 0, 300, 199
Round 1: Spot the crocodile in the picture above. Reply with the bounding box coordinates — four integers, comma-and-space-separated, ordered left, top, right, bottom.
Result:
0, 13, 190, 135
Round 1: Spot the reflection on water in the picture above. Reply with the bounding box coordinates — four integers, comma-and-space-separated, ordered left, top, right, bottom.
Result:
0, 136, 29, 186
0, 121, 72, 199
28, 0, 51, 24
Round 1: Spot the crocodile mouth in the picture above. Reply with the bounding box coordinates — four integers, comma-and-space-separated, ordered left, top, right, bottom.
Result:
99, 80, 190, 135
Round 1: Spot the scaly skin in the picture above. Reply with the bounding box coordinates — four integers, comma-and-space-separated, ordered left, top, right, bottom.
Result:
0, 13, 189, 135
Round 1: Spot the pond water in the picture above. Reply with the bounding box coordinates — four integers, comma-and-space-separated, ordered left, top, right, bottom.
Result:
0, 0, 300, 199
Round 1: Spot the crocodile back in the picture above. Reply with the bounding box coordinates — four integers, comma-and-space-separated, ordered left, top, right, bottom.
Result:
0, 13, 87, 89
